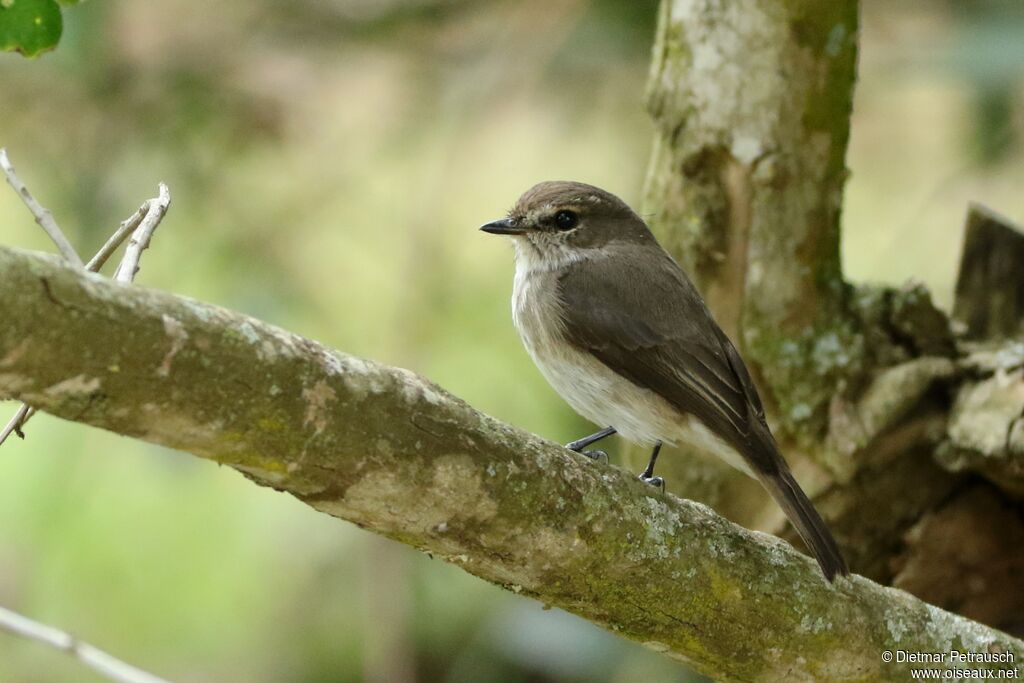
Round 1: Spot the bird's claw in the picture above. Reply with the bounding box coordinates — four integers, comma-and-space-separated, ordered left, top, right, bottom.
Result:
639, 474, 665, 492
581, 449, 609, 464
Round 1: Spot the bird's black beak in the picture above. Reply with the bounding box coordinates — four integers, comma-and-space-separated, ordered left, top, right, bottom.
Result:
479, 218, 527, 235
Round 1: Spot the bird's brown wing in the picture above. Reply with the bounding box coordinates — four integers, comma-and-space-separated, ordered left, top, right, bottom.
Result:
557, 244, 849, 580
556, 247, 778, 474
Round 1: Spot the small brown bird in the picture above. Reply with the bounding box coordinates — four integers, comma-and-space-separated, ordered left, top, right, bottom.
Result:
481, 180, 848, 581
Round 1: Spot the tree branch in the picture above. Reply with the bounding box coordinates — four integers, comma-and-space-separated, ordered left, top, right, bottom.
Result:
0, 246, 1020, 682
0, 605, 169, 683
0, 149, 83, 267
0, 403, 32, 443
113, 183, 171, 283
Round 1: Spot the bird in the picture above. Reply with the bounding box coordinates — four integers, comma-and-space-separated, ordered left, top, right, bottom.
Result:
480, 180, 848, 581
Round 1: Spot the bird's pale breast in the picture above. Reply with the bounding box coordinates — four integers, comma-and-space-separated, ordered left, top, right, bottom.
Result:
512, 265, 683, 445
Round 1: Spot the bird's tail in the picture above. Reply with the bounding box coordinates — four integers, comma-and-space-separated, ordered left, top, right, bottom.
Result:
759, 467, 849, 582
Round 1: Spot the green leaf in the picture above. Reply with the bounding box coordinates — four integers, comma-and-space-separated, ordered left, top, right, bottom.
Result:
0, 0, 63, 57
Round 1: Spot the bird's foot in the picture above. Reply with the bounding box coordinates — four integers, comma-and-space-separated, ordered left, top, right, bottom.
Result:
566, 426, 616, 454
565, 427, 615, 465
638, 441, 664, 491
580, 449, 609, 464
639, 472, 665, 492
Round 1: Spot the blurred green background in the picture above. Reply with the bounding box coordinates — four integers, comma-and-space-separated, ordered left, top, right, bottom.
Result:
0, 1, 1022, 681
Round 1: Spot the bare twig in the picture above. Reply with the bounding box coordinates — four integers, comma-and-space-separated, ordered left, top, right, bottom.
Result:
0, 175, 171, 447
0, 149, 83, 267
114, 183, 171, 283
86, 204, 148, 272
0, 405, 34, 445
0, 605, 171, 683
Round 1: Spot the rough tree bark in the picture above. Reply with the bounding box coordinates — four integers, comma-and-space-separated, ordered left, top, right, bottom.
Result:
637, 0, 1024, 637
0, 246, 1022, 682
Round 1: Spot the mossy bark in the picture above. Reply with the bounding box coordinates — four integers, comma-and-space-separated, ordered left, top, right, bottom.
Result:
1, 246, 1022, 682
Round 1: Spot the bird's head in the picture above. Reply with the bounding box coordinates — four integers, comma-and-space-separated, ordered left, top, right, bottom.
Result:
480, 181, 651, 265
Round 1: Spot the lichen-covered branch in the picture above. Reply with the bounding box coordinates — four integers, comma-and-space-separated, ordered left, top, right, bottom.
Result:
0, 246, 1021, 682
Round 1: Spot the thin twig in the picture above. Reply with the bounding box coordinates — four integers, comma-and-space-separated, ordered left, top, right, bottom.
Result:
0, 405, 34, 445
0, 605, 171, 683
0, 149, 83, 267
115, 183, 171, 283
85, 204, 148, 272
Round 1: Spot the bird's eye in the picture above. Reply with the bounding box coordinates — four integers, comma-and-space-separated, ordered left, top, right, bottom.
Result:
554, 210, 579, 230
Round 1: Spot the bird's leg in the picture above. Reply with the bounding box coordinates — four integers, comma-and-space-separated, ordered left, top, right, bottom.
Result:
566, 426, 616, 464
639, 441, 665, 491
